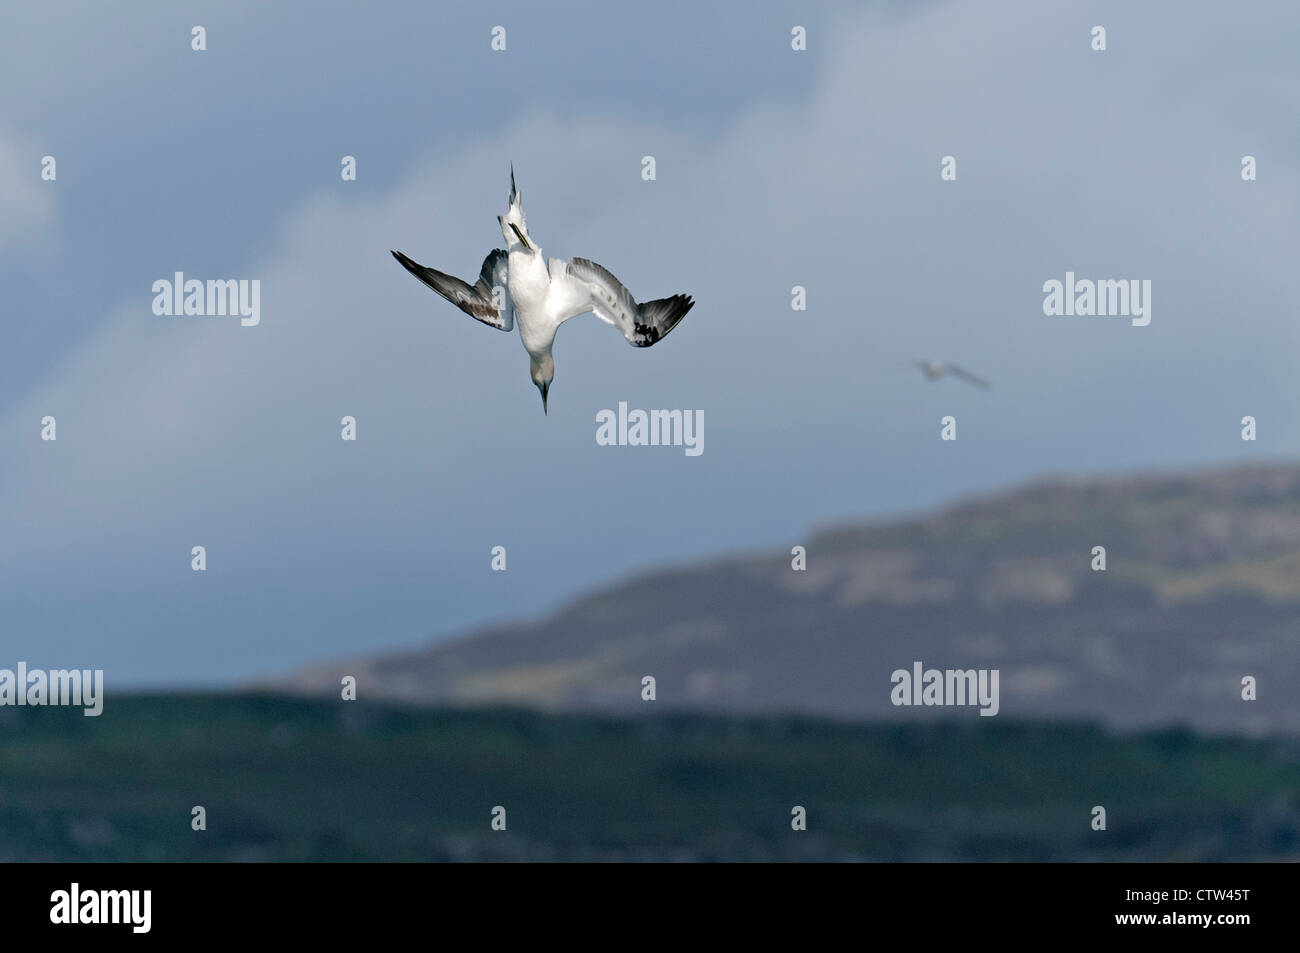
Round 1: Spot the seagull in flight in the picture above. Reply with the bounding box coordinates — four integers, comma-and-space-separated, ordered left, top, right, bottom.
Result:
391, 165, 695, 413
915, 360, 991, 390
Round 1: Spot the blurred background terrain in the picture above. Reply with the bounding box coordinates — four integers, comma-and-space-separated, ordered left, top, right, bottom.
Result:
4, 462, 1300, 861
286, 463, 1300, 735
3, 696, 1298, 862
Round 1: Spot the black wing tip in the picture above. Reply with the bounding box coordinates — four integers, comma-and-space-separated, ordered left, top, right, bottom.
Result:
632, 294, 695, 347
665, 295, 694, 334
391, 249, 420, 273
667, 293, 695, 321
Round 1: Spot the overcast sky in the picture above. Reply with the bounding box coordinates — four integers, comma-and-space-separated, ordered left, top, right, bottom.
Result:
2, 0, 1298, 684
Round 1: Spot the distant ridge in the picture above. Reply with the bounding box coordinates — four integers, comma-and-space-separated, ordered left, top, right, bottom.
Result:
282, 462, 1300, 733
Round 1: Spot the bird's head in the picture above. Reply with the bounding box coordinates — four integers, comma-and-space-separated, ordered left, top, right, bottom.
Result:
530, 355, 554, 414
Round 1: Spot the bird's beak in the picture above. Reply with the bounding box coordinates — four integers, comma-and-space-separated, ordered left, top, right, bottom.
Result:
540, 381, 549, 415
510, 222, 532, 251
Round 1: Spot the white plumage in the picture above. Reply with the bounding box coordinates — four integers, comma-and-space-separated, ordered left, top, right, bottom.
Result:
392, 165, 694, 413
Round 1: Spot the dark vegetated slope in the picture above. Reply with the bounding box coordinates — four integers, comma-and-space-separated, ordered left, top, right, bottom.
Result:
1, 694, 1296, 861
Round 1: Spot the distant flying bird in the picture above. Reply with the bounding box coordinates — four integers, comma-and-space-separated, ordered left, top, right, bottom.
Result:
915, 360, 991, 390
391, 165, 695, 413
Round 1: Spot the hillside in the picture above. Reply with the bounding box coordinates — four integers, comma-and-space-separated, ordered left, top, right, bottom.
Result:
287, 463, 1300, 733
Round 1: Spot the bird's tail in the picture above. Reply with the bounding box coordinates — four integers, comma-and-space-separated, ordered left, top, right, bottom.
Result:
507, 162, 524, 218
502, 162, 531, 248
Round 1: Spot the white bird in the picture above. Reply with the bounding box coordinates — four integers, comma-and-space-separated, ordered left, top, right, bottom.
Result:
392, 165, 695, 413
915, 360, 991, 390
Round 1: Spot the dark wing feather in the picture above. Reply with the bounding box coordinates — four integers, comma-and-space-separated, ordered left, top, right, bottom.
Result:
565, 256, 693, 348
391, 249, 513, 331
631, 293, 694, 347
949, 364, 991, 390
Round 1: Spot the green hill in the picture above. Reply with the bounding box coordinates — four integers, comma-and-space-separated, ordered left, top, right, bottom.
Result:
1, 694, 1296, 861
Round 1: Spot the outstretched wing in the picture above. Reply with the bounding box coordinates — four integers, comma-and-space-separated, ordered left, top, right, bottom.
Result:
560, 257, 693, 347
948, 364, 991, 390
391, 249, 514, 331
